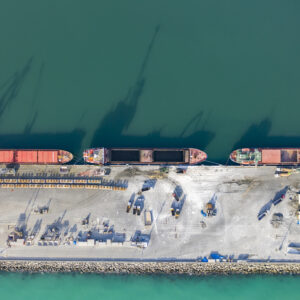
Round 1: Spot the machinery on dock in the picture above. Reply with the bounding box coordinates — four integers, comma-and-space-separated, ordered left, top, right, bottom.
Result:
8, 228, 23, 242
201, 202, 217, 217
33, 206, 49, 214
144, 210, 152, 226
171, 204, 182, 219
126, 199, 133, 213
0, 177, 126, 191
274, 167, 300, 177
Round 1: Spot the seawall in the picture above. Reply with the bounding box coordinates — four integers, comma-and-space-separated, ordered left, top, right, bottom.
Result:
2, 260, 300, 275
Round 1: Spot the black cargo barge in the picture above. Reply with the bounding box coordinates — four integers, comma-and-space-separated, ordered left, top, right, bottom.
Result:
83, 147, 207, 165
111, 150, 184, 163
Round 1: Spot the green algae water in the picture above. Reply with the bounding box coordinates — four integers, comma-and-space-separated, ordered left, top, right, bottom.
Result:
0, 273, 300, 300
1, 0, 300, 296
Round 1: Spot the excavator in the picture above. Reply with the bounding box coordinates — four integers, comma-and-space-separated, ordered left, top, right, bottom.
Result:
201, 203, 217, 217
8, 228, 23, 242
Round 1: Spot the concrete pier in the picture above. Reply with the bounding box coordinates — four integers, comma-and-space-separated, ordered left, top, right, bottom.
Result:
0, 164, 300, 265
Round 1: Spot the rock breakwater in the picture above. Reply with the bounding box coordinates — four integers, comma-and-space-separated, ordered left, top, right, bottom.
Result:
1, 261, 300, 275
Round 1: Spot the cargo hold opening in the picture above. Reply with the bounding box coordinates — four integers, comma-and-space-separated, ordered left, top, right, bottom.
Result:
281, 150, 298, 163
153, 150, 184, 162
111, 150, 140, 162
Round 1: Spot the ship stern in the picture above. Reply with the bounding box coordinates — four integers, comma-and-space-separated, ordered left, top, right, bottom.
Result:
83, 148, 105, 164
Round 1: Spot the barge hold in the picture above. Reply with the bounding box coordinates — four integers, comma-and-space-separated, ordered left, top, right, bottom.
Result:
83, 148, 207, 165
0, 150, 73, 164
230, 148, 300, 166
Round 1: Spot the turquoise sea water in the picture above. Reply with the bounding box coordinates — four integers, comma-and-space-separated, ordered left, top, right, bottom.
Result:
1, 0, 300, 297
1, 273, 300, 300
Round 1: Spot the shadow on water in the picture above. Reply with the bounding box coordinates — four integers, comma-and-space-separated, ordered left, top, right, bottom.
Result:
0, 129, 86, 156
0, 57, 33, 118
91, 25, 215, 150
31, 62, 45, 107
0, 59, 86, 157
233, 118, 300, 150
23, 61, 46, 134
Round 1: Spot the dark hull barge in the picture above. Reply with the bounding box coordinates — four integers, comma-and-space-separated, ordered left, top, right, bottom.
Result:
83, 148, 207, 165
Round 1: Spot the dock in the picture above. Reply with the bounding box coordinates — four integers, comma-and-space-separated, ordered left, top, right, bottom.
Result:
0, 164, 300, 263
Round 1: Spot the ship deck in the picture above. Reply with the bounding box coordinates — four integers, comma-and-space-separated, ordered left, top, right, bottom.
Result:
153, 150, 184, 162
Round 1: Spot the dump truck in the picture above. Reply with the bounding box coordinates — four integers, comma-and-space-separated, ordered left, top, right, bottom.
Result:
144, 210, 152, 226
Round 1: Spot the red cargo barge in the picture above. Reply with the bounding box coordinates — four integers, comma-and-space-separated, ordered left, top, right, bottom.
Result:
83, 147, 207, 165
0, 150, 73, 164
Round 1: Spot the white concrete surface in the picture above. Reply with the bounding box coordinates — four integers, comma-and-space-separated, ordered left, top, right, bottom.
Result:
1, 165, 300, 260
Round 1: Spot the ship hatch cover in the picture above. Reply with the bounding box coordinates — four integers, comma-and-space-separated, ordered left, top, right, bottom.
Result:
153, 150, 184, 162
261, 150, 281, 164
111, 150, 140, 162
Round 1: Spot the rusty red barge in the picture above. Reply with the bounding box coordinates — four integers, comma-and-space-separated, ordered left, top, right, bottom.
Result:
230, 148, 300, 166
0, 150, 73, 164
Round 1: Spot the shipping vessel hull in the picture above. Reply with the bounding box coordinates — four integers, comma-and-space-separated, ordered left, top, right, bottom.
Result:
83, 148, 207, 165
0, 149, 73, 164
230, 148, 300, 166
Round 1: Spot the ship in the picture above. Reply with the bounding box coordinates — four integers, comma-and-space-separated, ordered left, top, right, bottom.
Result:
230, 148, 300, 166
0, 149, 73, 164
83, 148, 207, 165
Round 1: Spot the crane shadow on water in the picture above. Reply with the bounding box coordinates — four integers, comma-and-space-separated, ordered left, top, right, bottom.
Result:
91, 25, 215, 150
0, 57, 33, 119
233, 118, 300, 150
0, 58, 87, 157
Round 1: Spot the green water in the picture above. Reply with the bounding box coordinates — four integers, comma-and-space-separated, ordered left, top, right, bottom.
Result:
0, 273, 299, 300
1, 0, 300, 162
1, 0, 300, 296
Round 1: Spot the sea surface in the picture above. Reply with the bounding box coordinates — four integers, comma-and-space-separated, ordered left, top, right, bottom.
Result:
1, 273, 300, 300
1, 0, 300, 298
1, 0, 300, 163
2, 272, 300, 300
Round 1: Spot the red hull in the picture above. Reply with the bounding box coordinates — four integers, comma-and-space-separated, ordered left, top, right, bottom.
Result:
0, 149, 73, 164
230, 148, 300, 165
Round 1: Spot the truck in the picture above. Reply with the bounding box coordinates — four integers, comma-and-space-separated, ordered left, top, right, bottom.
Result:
144, 210, 152, 226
